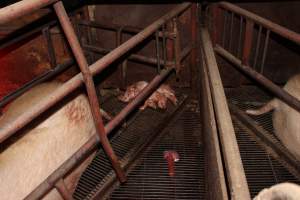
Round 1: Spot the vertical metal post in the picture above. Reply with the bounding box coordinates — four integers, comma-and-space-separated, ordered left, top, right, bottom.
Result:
166, 21, 174, 68
260, 29, 270, 74
82, 6, 95, 63
53, 1, 126, 183
253, 25, 262, 69
55, 179, 73, 200
242, 20, 254, 66
228, 12, 234, 52
43, 27, 57, 68
237, 16, 243, 59
155, 30, 161, 73
162, 24, 167, 68
222, 11, 228, 47
211, 5, 222, 46
117, 27, 127, 89
190, 4, 198, 89
173, 18, 181, 73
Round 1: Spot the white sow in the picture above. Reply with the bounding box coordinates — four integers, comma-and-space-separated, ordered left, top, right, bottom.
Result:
254, 182, 300, 200
0, 82, 96, 200
246, 74, 300, 160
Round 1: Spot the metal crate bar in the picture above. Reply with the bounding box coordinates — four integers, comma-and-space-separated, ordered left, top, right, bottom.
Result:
0, 1, 191, 144
53, 1, 126, 183
200, 28, 251, 200
209, 2, 300, 113
25, 67, 173, 200
0, 1, 190, 198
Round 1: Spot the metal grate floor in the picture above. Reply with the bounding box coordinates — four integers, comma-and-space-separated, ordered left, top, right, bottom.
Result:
73, 92, 206, 199
109, 105, 205, 200
226, 86, 300, 198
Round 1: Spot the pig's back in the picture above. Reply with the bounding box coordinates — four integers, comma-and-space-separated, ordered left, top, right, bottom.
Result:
0, 82, 96, 200
274, 74, 300, 160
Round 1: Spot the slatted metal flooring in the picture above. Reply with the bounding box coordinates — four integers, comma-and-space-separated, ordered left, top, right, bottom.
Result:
226, 86, 300, 198
73, 92, 205, 199
109, 105, 205, 200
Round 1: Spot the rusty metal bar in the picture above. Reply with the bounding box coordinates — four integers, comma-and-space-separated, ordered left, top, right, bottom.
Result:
211, 5, 222, 46
200, 50, 228, 200
215, 45, 300, 113
222, 11, 228, 47
201, 28, 251, 200
242, 20, 254, 66
42, 27, 57, 68
237, 16, 243, 58
190, 4, 198, 89
173, 18, 181, 73
25, 68, 173, 200
228, 12, 234, 52
260, 29, 270, 74
0, 59, 74, 109
82, 6, 95, 63
77, 19, 175, 39
83, 44, 174, 67
55, 179, 73, 200
0, 2, 190, 146
0, 0, 58, 25
162, 24, 167, 67
105, 68, 173, 133
53, 1, 125, 182
155, 30, 161, 73
253, 25, 263, 69
218, 2, 300, 45
0, 20, 57, 50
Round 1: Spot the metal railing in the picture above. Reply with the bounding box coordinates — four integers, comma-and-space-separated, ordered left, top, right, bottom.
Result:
0, 1, 195, 199
200, 27, 251, 200
208, 1, 300, 114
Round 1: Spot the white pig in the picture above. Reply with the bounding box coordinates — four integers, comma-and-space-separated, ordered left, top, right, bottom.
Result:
246, 74, 300, 160
254, 182, 300, 200
0, 81, 97, 200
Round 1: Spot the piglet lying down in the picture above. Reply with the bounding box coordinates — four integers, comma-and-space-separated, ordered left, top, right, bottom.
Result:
118, 81, 178, 110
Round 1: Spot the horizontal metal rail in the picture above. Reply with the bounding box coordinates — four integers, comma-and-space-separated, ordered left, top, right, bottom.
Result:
218, 1, 300, 45
77, 19, 175, 39
209, 2, 300, 113
0, 59, 74, 108
83, 44, 174, 66
200, 28, 251, 200
0, 2, 191, 144
0, 0, 59, 25
215, 45, 300, 113
83, 44, 192, 67
25, 67, 173, 200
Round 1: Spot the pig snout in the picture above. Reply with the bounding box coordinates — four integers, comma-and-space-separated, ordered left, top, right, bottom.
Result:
0, 82, 96, 200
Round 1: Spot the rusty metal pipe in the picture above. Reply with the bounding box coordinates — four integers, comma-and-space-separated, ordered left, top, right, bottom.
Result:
200, 50, 228, 200
0, 59, 74, 109
0, 0, 58, 25
201, 28, 251, 200
83, 44, 174, 67
0, 2, 190, 145
215, 45, 300, 113
55, 179, 73, 200
105, 68, 172, 133
77, 20, 175, 39
53, 1, 125, 182
218, 2, 300, 45
25, 68, 173, 200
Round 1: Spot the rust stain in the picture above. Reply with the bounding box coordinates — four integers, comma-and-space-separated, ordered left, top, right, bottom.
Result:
64, 97, 88, 125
